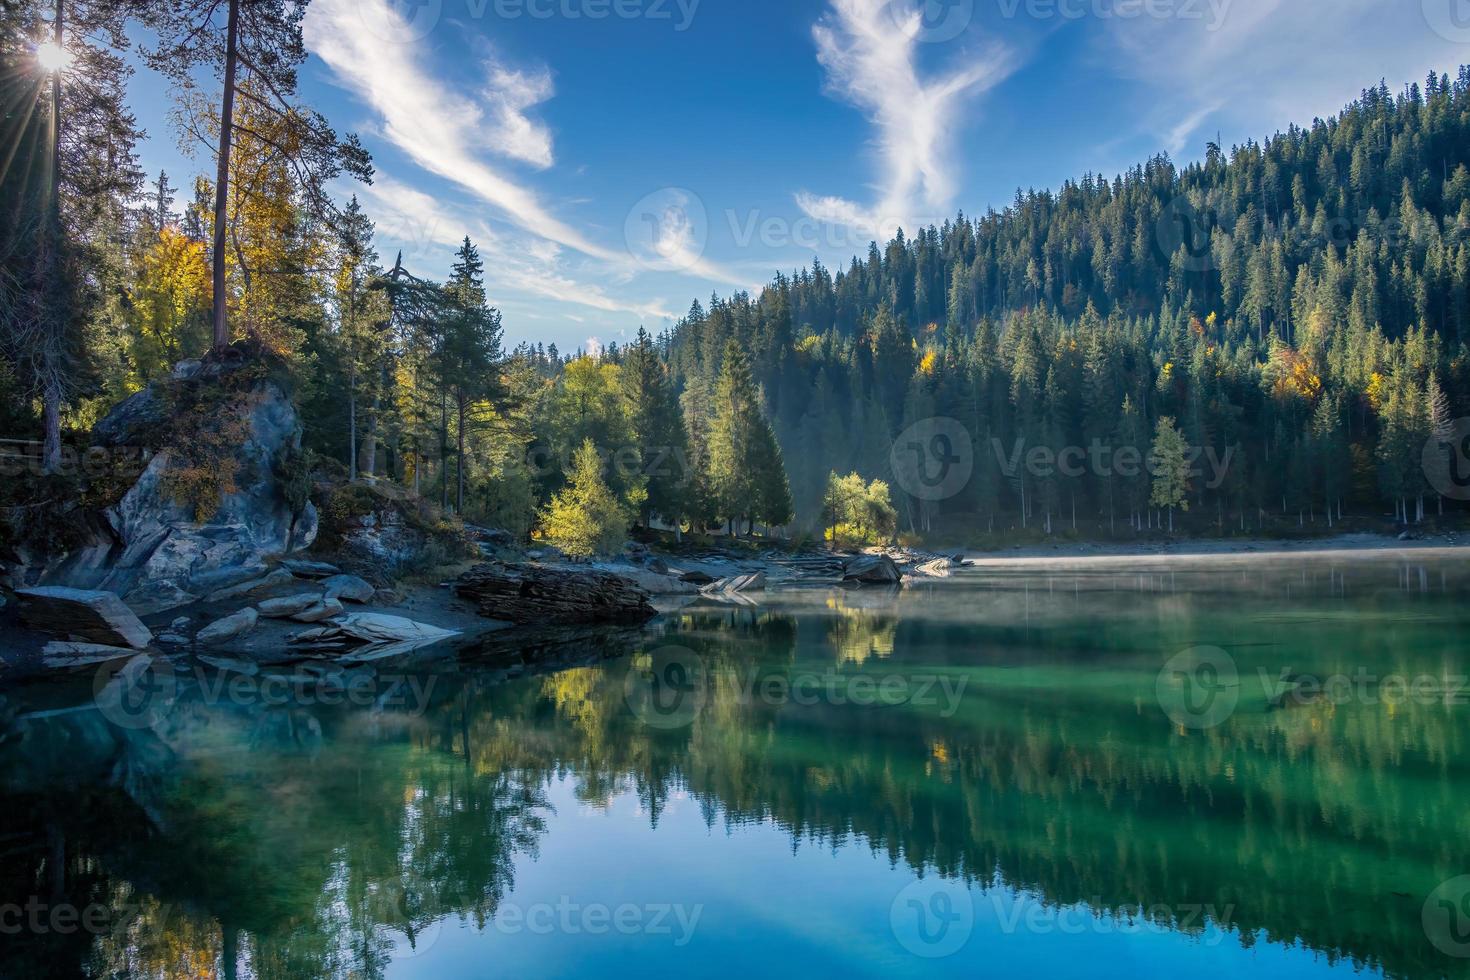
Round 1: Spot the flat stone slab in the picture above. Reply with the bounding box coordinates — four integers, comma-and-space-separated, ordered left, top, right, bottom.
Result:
208, 568, 298, 603
17, 588, 152, 649
280, 559, 343, 580
197, 608, 260, 645
455, 562, 657, 625
259, 593, 324, 619
42, 642, 141, 668
291, 597, 345, 623
703, 571, 767, 595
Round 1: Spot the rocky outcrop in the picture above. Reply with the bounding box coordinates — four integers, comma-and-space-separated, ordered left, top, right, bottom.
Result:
842, 555, 903, 586
455, 562, 658, 625
16, 588, 153, 649
18, 344, 319, 614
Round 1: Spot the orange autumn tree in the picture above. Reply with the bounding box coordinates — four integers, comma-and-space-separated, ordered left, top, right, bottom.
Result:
126, 225, 211, 385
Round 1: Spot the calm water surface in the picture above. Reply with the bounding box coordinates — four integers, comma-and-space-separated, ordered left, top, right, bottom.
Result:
3, 551, 1470, 979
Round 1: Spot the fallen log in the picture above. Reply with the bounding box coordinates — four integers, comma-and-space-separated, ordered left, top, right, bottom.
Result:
455, 562, 658, 625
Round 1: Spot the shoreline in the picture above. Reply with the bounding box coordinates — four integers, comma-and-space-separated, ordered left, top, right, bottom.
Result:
949, 532, 1467, 566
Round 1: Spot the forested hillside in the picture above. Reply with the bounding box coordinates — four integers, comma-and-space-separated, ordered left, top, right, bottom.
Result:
662, 69, 1470, 537
3, 0, 1468, 550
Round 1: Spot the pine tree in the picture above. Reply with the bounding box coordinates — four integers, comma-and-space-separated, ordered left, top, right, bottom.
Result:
621, 326, 690, 529
335, 196, 389, 480
707, 341, 790, 535
1149, 416, 1191, 533
541, 439, 628, 559
441, 238, 504, 512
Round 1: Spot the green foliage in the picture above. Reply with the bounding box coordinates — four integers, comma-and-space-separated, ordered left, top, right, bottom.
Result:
1148, 417, 1191, 516
705, 341, 794, 532
822, 472, 898, 547
540, 439, 629, 559
476, 455, 540, 542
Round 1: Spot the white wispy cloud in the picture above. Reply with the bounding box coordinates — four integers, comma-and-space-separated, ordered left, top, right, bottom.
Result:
303, 0, 619, 262
483, 66, 556, 169
796, 0, 1014, 238
1092, 0, 1465, 161
357, 172, 677, 322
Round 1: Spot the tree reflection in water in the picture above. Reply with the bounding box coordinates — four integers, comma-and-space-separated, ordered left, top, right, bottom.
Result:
1, 554, 1468, 978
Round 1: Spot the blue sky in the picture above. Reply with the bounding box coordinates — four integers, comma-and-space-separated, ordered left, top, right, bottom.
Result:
125, 0, 1470, 353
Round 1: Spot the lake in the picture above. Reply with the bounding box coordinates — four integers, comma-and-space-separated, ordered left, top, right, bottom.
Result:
2, 550, 1469, 979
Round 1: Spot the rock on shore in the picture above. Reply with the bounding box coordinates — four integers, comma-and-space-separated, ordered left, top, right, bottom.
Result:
455, 562, 658, 625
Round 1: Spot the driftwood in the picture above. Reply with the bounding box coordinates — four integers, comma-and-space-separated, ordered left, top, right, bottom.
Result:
455, 562, 657, 625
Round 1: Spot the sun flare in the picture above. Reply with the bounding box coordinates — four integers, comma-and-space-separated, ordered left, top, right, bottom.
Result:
35, 41, 71, 73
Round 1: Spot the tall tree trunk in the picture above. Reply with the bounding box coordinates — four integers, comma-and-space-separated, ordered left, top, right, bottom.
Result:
41, 373, 61, 476
456, 394, 466, 514
347, 364, 357, 481
40, 0, 64, 475
362, 370, 384, 479
439, 390, 449, 510
211, 0, 241, 350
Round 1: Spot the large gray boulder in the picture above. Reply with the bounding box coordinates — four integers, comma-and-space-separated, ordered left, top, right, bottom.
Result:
35, 344, 318, 614
842, 555, 903, 586
322, 574, 375, 604
16, 587, 153, 649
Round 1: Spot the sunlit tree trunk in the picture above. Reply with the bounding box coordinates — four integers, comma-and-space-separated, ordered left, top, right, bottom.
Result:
210, 0, 240, 349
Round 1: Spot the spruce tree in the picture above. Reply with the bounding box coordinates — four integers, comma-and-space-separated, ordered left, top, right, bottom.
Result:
621, 326, 689, 529
1149, 416, 1191, 533
707, 340, 790, 535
